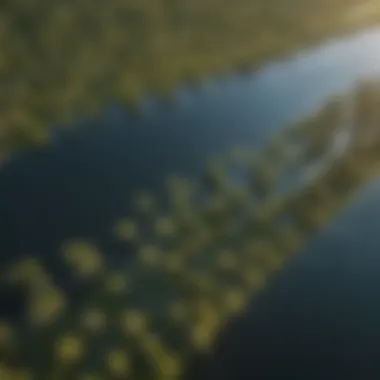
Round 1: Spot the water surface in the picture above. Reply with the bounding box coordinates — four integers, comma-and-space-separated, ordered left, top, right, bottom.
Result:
2, 26, 380, 379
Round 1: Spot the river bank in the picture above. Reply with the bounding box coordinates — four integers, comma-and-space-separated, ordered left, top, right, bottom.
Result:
2, 0, 380, 156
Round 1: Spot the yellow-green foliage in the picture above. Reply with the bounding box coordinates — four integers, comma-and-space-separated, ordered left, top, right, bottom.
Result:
2, 0, 380, 156
2, 81, 380, 379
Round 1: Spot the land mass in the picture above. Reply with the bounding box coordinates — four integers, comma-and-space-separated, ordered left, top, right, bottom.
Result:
1, 0, 380, 157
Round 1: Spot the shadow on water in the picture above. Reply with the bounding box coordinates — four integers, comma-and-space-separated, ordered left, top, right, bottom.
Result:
2, 26, 380, 378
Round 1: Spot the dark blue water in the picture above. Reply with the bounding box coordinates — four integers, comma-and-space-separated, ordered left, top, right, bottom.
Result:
2, 26, 380, 379
192, 179, 380, 379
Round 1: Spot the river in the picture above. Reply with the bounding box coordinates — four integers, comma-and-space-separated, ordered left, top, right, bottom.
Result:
2, 26, 380, 379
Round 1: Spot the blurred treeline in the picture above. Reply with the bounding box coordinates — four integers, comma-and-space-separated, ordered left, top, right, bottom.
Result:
1, 0, 379, 158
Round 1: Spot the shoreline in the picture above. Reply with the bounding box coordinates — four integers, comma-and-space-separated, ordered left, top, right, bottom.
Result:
2, 1, 380, 156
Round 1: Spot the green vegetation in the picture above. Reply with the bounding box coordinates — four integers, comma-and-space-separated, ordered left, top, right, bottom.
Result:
2, 0, 380, 158
1, 79, 380, 379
